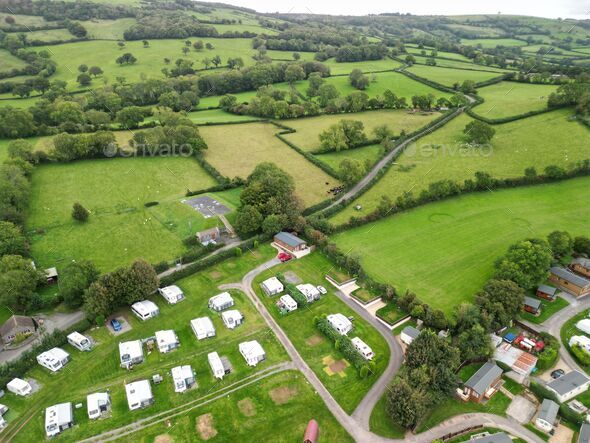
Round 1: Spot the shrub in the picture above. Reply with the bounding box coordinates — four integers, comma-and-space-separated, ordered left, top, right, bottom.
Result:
95, 315, 105, 325
72, 202, 89, 222
144, 201, 159, 207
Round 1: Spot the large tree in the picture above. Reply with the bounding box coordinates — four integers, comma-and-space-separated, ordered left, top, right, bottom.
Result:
547, 230, 573, 258
495, 238, 553, 289
463, 120, 495, 145
476, 279, 525, 331
0, 255, 44, 311
60, 260, 100, 308
0, 221, 27, 257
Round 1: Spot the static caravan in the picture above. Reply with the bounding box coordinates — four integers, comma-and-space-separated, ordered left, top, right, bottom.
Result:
327, 314, 353, 336
158, 285, 185, 304
131, 300, 160, 321
208, 352, 225, 379
191, 317, 216, 340
351, 337, 374, 360
7, 378, 32, 396
261, 277, 284, 296
171, 365, 195, 393
119, 340, 144, 369
67, 331, 92, 351
535, 398, 559, 433
37, 347, 70, 372
155, 330, 180, 353
277, 294, 298, 313
208, 292, 234, 312
45, 402, 73, 438
239, 340, 266, 367
221, 310, 244, 330
296, 284, 321, 303
87, 392, 111, 420
125, 380, 154, 411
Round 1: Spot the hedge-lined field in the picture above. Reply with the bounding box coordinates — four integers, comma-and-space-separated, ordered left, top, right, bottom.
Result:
0, 49, 28, 73
322, 58, 404, 75
27, 156, 218, 271
25, 28, 75, 43
460, 38, 527, 48
81, 18, 138, 40
406, 64, 504, 86
331, 108, 589, 223
332, 176, 590, 314
315, 144, 383, 171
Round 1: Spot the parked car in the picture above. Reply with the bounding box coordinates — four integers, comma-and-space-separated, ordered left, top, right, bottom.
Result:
551, 369, 565, 379
110, 319, 122, 332
278, 252, 292, 262
317, 285, 327, 295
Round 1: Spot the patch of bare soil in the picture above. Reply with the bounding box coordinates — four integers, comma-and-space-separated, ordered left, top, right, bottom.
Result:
305, 335, 325, 347
269, 386, 298, 405
196, 413, 217, 440
154, 435, 173, 443
237, 398, 256, 417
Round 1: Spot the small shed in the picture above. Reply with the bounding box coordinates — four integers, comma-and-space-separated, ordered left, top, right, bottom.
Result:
221, 310, 244, 330
0, 315, 36, 345
261, 277, 284, 296
155, 330, 179, 353
462, 361, 503, 403
158, 285, 185, 304
191, 317, 216, 340
400, 326, 420, 345
87, 392, 110, 420
208, 292, 234, 312
45, 267, 58, 284
537, 284, 557, 300
535, 398, 559, 433
327, 314, 353, 336
239, 340, 266, 366
524, 296, 542, 314
171, 365, 195, 393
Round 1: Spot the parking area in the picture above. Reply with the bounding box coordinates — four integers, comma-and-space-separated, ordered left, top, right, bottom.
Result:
506, 395, 536, 424
183, 195, 231, 218
106, 315, 133, 336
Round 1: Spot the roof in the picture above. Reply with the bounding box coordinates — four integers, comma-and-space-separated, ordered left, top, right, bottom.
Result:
191, 317, 215, 335
87, 392, 109, 412
67, 331, 89, 345
577, 319, 590, 334
573, 257, 590, 269
464, 362, 503, 396
171, 365, 193, 381
262, 277, 283, 292
471, 433, 512, 443
45, 267, 58, 278
45, 402, 72, 428
351, 337, 373, 355
279, 294, 297, 308
197, 226, 220, 238
208, 351, 224, 372
327, 313, 352, 329
125, 380, 152, 405
159, 285, 183, 300
551, 266, 590, 287
7, 378, 30, 390
538, 398, 559, 424
131, 300, 159, 315
297, 284, 320, 298
524, 296, 542, 310
579, 423, 590, 443
119, 340, 143, 361
239, 340, 265, 359
38, 347, 69, 362
209, 292, 234, 307
155, 330, 178, 346
221, 310, 243, 322
274, 231, 306, 248
402, 326, 420, 339
538, 284, 557, 296
0, 315, 34, 336
547, 370, 590, 396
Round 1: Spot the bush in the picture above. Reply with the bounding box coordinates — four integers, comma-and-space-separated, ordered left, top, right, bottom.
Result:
144, 201, 159, 207
72, 202, 89, 222
95, 315, 105, 325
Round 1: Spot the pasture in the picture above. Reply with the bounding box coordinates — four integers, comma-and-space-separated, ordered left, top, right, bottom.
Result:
25, 28, 75, 43
322, 58, 404, 75
282, 109, 443, 152
406, 64, 504, 87
0, 49, 28, 73
460, 38, 527, 48
331, 108, 590, 222
199, 122, 340, 206
405, 46, 473, 62
315, 144, 383, 171
27, 156, 218, 271
473, 81, 557, 119
0, 12, 50, 29
187, 109, 261, 124
410, 55, 508, 72
253, 251, 390, 413
81, 18, 138, 40
332, 176, 590, 315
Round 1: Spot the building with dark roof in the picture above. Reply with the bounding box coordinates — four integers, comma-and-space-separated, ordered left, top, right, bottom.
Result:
547, 370, 590, 402
549, 267, 590, 297
537, 284, 557, 300
400, 326, 420, 345
571, 258, 590, 279
462, 361, 503, 403
273, 232, 310, 258
524, 296, 542, 314
579, 423, 590, 443
535, 398, 559, 432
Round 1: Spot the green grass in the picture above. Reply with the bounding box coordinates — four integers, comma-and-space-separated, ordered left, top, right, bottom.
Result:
448, 24, 504, 37
331, 108, 590, 222
253, 251, 391, 414
188, 109, 260, 124
405, 46, 473, 62
25, 28, 74, 43
520, 295, 569, 324
375, 303, 406, 325
502, 377, 525, 396
323, 58, 404, 75
282, 109, 443, 152
332, 176, 590, 314
369, 393, 406, 438
406, 64, 504, 87
460, 38, 528, 48
199, 122, 340, 207
0, 13, 50, 29
525, 423, 550, 441
0, 49, 28, 73
196, 82, 298, 109
27, 156, 219, 271
560, 308, 590, 375
473, 81, 557, 119
458, 362, 483, 382
315, 144, 383, 171
4, 244, 292, 442
410, 56, 509, 72
80, 18, 137, 40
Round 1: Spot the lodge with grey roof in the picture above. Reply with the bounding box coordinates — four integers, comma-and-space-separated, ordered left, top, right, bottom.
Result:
546, 370, 590, 402
549, 267, 590, 297
461, 361, 503, 403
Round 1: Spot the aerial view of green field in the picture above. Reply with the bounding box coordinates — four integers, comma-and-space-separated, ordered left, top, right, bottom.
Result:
407, 64, 505, 86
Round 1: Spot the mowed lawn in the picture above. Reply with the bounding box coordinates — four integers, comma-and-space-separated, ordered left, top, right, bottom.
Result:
407, 64, 504, 86
27, 156, 218, 271
332, 176, 590, 314
331, 108, 590, 222
283, 109, 443, 152
253, 252, 390, 413
473, 81, 557, 119
315, 144, 383, 170
199, 122, 340, 206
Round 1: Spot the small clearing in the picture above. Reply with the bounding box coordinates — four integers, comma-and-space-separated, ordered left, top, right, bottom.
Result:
237, 398, 257, 417
269, 386, 298, 405
196, 413, 217, 441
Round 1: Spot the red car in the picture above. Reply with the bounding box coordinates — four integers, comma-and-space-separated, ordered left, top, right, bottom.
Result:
278, 252, 292, 262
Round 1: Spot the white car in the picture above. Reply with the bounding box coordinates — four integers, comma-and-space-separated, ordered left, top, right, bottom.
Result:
316, 286, 327, 295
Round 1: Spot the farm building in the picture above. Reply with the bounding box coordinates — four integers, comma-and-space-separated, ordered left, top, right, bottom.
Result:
37, 347, 70, 372
577, 319, 590, 335
239, 340, 266, 366
549, 267, 590, 297
87, 392, 111, 420
131, 300, 160, 321
570, 335, 590, 353
119, 340, 144, 368
327, 314, 353, 335
274, 232, 308, 253
158, 285, 185, 304
296, 284, 321, 303
125, 380, 154, 411
7, 378, 32, 396
524, 296, 542, 314
208, 352, 226, 379
45, 267, 58, 284
571, 258, 590, 278
0, 315, 36, 345
221, 310, 244, 329
197, 227, 220, 245
191, 317, 216, 340
277, 294, 298, 313
546, 370, 590, 402
45, 402, 73, 437
494, 342, 537, 376
155, 330, 180, 353
303, 419, 319, 443
460, 361, 503, 403
579, 423, 590, 443
171, 365, 195, 393
537, 284, 557, 300
67, 331, 92, 351
471, 433, 512, 443
535, 398, 559, 433
208, 292, 234, 311
351, 337, 374, 360
261, 277, 284, 296
400, 326, 420, 345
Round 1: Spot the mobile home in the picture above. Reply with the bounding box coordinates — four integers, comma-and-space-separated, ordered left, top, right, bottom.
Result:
45, 402, 73, 437
6, 378, 32, 396
155, 330, 180, 353
125, 380, 153, 411
239, 340, 266, 367
208, 352, 225, 379
67, 331, 92, 351
351, 337, 374, 360
158, 285, 185, 304
208, 292, 234, 312
221, 310, 244, 329
131, 300, 160, 321
327, 314, 352, 336
191, 317, 216, 340
37, 347, 69, 372
171, 365, 196, 393
119, 340, 144, 368
87, 392, 111, 420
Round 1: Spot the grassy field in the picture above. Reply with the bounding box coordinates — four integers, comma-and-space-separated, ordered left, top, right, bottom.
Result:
369, 393, 406, 438
81, 18, 137, 40
448, 24, 504, 37
4, 245, 295, 442
0, 12, 50, 29
410, 56, 508, 72
473, 81, 557, 119
405, 46, 473, 62
26, 28, 74, 43
27, 156, 219, 271
252, 251, 390, 414
199, 122, 340, 206
323, 58, 404, 75
331, 108, 590, 221
315, 144, 383, 171
0, 49, 28, 73
282, 109, 443, 152
332, 176, 590, 314
460, 38, 527, 48
406, 64, 504, 87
